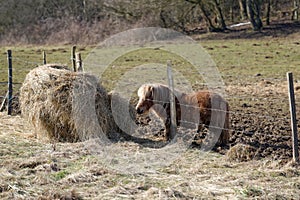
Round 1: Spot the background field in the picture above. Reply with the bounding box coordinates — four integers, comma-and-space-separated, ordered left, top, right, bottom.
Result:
0, 26, 300, 199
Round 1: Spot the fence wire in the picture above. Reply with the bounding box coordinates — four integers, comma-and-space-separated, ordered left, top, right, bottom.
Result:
147, 99, 290, 122
0, 51, 299, 122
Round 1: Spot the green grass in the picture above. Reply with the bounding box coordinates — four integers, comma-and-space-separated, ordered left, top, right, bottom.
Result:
238, 186, 264, 198
98, 48, 202, 91
0, 46, 93, 95
0, 37, 299, 96
202, 39, 300, 79
53, 170, 70, 181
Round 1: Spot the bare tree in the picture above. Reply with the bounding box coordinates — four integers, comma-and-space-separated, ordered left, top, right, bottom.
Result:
265, 0, 271, 25
239, 0, 248, 20
247, 0, 263, 31
292, 0, 299, 20
213, 0, 227, 30
185, 0, 227, 32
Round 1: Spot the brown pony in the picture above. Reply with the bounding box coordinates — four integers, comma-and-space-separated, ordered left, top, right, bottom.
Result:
136, 83, 230, 146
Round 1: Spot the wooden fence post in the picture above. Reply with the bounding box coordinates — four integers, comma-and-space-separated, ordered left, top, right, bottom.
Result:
75, 53, 83, 72
167, 61, 177, 141
43, 51, 47, 65
287, 72, 299, 163
7, 50, 13, 115
72, 46, 77, 72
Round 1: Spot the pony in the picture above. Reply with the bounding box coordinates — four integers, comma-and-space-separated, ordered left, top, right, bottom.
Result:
135, 83, 230, 146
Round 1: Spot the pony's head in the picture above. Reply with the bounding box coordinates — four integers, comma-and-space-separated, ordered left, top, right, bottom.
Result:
136, 84, 154, 114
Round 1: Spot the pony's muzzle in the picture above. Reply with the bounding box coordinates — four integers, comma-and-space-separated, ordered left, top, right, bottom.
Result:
136, 107, 144, 114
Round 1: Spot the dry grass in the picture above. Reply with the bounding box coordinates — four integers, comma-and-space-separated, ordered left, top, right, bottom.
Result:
1, 113, 300, 199
1, 32, 300, 199
226, 144, 258, 162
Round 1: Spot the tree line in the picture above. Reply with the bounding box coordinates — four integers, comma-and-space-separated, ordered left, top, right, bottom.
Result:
0, 0, 298, 44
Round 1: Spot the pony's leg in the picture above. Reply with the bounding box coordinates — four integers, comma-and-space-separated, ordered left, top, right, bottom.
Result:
218, 111, 230, 146
164, 118, 171, 141
197, 123, 205, 133
219, 130, 229, 146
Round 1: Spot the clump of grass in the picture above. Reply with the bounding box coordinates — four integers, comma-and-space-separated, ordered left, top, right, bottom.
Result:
226, 144, 258, 162
238, 186, 264, 197
53, 170, 70, 181
37, 189, 82, 200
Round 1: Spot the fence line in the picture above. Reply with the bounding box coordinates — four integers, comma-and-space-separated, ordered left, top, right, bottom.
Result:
84, 62, 295, 81
13, 57, 42, 66
0, 82, 22, 85
221, 73, 287, 79
12, 55, 73, 67
0, 50, 299, 114
178, 119, 250, 134
0, 95, 17, 99
147, 99, 290, 122
113, 110, 286, 138
0, 48, 298, 162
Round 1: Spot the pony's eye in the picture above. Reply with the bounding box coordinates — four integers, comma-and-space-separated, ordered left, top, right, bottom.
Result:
146, 90, 153, 98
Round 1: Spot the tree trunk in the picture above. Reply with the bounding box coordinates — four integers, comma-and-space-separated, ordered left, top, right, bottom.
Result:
293, 0, 299, 20
184, 0, 226, 32
159, 11, 167, 28
247, 0, 263, 31
254, 0, 263, 28
82, 0, 87, 21
198, 3, 217, 32
266, 0, 271, 25
247, 0, 257, 29
213, 0, 227, 30
230, 6, 234, 22
239, 0, 248, 20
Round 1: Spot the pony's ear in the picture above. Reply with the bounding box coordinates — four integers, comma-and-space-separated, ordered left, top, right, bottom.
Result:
146, 86, 154, 98
149, 86, 154, 97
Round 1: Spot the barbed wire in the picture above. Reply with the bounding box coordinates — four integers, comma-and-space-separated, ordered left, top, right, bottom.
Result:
0, 96, 18, 100
141, 99, 291, 121
227, 96, 300, 105
221, 73, 286, 79
177, 119, 291, 136
13, 57, 42, 66
112, 109, 248, 136
0, 57, 297, 82
0, 82, 22, 85
178, 119, 251, 135
0, 69, 32, 73
84, 62, 297, 82
0, 54, 299, 107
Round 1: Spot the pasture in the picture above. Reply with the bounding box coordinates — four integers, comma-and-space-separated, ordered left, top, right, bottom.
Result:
0, 32, 300, 199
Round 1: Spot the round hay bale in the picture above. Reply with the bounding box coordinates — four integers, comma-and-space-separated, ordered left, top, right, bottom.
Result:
226, 144, 258, 162
20, 64, 120, 142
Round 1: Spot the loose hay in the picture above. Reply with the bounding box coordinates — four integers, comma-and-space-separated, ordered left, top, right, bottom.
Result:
20, 64, 120, 142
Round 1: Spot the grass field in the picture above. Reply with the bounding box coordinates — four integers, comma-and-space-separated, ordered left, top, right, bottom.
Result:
0, 30, 300, 199
0, 34, 299, 94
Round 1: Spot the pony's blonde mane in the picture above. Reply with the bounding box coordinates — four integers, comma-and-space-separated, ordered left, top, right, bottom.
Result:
142, 83, 183, 104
